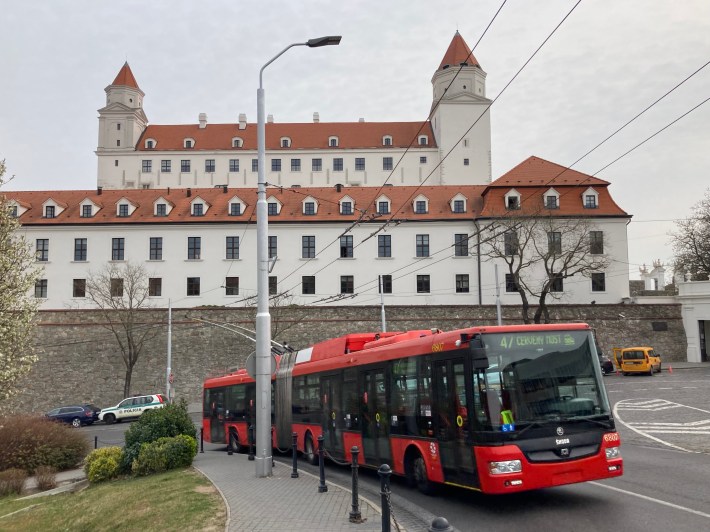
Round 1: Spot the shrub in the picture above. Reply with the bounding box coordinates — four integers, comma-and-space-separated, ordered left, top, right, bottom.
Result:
0, 415, 90, 473
131, 435, 197, 476
0, 468, 27, 496
84, 446, 124, 484
122, 400, 196, 472
34, 465, 57, 491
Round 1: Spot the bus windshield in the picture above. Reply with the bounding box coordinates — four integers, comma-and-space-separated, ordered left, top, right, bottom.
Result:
474, 330, 611, 432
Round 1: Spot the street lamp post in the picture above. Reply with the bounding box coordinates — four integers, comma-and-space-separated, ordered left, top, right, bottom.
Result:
255, 35, 341, 478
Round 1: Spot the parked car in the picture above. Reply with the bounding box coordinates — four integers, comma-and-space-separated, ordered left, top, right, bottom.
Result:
46, 404, 100, 427
620, 346, 662, 376
98, 394, 166, 424
599, 353, 614, 375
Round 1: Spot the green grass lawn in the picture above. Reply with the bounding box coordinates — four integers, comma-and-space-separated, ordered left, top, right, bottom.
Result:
0, 468, 225, 531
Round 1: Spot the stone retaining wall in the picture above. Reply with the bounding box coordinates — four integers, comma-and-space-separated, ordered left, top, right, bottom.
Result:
7, 303, 685, 413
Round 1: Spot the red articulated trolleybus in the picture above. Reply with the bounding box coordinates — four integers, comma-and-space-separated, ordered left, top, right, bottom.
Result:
203, 323, 622, 494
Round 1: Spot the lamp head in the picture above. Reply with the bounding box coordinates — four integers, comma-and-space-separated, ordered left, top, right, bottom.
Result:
306, 35, 342, 48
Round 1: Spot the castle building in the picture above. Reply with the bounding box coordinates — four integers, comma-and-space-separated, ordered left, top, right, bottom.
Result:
5, 33, 631, 310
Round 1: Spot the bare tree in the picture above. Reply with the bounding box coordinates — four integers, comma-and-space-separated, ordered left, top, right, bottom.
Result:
670, 189, 710, 281
241, 290, 301, 345
0, 160, 41, 406
85, 261, 157, 397
482, 215, 611, 323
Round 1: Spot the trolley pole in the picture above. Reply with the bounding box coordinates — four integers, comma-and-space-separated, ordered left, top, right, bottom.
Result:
379, 275, 387, 332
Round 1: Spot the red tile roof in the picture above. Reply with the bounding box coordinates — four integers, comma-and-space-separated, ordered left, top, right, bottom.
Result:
111, 62, 140, 89
438, 31, 481, 71
5, 185, 483, 225
479, 156, 628, 218
137, 121, 437, 152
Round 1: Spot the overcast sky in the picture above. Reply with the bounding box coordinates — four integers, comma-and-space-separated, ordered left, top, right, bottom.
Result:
1, 1, 709, 282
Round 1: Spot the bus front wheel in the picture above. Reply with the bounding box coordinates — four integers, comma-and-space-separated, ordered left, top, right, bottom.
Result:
408, 453, 436, 495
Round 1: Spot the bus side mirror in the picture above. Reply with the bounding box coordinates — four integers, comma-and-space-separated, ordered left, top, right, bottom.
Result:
469, 336, 489, 370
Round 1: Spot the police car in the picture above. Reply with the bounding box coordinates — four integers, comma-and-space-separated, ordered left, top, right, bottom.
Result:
98, 394, 166, 424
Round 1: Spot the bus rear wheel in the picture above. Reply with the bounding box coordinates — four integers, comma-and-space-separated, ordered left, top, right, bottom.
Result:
303, 434, 318, 465
229, 429, 243, 453
408, 453, 436, 495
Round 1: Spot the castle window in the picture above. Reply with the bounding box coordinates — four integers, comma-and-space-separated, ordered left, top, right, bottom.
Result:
117, 123, 121, 131
280, 137, 292, 148
383, 135, 393, 146
184, 138, 194, 149
329, 136, 339, 147
419, 135, 428, 146
232, 137, 243, 148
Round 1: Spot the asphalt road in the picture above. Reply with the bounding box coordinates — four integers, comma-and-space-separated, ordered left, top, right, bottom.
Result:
79, 367, 710, 532
290, 367, 710, 532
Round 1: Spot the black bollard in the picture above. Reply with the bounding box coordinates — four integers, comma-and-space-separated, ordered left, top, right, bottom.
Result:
379, 464, 392, 532
228, 430, 233, 455
317, 434, 328, 493
94, 435, 98, 449
291, 432, 299, 478
248, 424, 255, 461
428, 516, 454, 532
200, 427, 204, 453
349, 446, 362, 523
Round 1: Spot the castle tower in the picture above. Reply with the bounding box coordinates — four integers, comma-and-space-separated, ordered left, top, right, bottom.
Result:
430, 32, 492, 185
97, 62, 148, 153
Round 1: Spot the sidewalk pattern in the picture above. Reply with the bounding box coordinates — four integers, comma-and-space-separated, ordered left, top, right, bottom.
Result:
193, 447, 386, 531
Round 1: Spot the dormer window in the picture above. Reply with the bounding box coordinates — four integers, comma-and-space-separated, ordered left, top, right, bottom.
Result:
453, 200, 465, 213
377, 197, 391, 215
413, 195, 429, 214
268, 202, 279, 215
545, 195, 558, 209
156, 204, 167, 217
118, 204, 129, 217
81, 205, 92, 217
232, 137, 243, 148
341, 201, 353, 215
145, 138, 156, 149
10, 205, 18, 217
192, 203, 204, 216
45, 206, 55, 218
280, 137, 292, 148
329, 136, 339, 148
505, 189, 521, 210
230, 202, 241, 216
418, 135, 428, 146
583, 187, 599, 209
184, 138, 194, 149
382, 135, 393, 146
302, 196, 318, 215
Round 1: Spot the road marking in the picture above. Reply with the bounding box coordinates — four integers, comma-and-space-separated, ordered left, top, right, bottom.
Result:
589, 482, 710, 520
683, 386, 698, 389
613, 400, 697, 453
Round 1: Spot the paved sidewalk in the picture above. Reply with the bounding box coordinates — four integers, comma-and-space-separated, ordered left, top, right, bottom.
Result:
193, 444, 389, 532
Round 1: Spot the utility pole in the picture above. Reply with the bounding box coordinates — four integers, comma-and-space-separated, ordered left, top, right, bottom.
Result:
379, 275, 387, 332
166, 299, 172, 401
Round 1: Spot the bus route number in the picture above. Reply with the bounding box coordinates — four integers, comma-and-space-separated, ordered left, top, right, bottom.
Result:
432, 343, 445, 353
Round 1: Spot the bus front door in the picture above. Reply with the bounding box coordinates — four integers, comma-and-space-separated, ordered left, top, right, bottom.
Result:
209, 389, 225, 443
321, 375, 344, 458
361, 368, 391, 466
433, 359, 476, 486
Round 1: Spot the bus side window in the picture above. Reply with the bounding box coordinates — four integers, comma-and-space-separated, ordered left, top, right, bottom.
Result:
417, 359, 433, 437
343, 369, 359, 430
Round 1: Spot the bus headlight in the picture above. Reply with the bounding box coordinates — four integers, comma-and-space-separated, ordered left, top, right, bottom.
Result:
605, 447, 620, 460
489, 460, 522, 475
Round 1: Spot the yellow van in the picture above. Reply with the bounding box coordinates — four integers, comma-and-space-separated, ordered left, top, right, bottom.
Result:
620, 347, 661, 376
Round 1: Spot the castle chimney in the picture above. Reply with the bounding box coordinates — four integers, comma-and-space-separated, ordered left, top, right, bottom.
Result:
97, 186, 103, 195
358, 117, 365, 123
267, 114, 274, 123
222, 185, 228, 194
199, 113, 207, 129
187, 188, 192, 197
313, 112, 320, 123
238, 113, 247, 130
335, 183, 342, 192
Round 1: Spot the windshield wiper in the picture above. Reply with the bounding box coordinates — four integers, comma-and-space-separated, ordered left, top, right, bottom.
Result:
561, 414, 613, 429
509, 420, 555, 440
